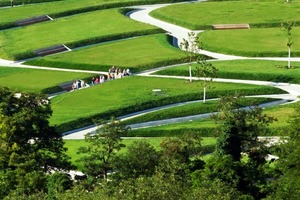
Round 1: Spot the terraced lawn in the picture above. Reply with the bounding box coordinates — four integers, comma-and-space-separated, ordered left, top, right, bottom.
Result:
154, 59, 300, 83
199, 27, 300, 57
130, 102, 297, 137
0, 66, 94, 93
0, 0, 160, 25
0, 8, 160, 60
25, 34, 186, 72
49, 76, 285, 131
150, 1, 300, 30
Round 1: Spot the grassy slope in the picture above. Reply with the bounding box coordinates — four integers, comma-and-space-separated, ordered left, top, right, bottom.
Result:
150, 1, 300, 30
0, 0, 145, 24
0, 67, 94, 93
130, 102, 298, 135
0, 8, 159, 59
24, 34, 186, 72
49, 76, 285, 126
199, 28, 300, 57
122, 98, 276, 125
154, 60, 300, 83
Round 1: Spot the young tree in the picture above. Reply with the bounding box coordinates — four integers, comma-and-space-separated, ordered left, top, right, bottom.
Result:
180, 32, 200, 82
281, 21, 294, 69
194, 56, 217, 103
0, 87, 71, 197
78, 118, 129, 181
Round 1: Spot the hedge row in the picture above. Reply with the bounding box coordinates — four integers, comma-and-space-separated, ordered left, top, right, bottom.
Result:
13, 29, 164, 61
0, 0, 60, 7
127, 126, 285, 137
56, 87, 285, 133
217, 71, 299, 84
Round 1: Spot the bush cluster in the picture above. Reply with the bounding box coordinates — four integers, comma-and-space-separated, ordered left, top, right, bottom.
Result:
0, 0, 60, 7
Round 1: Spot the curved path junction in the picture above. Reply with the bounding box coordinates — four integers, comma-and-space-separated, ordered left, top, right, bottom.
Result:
1, 1, 300, 139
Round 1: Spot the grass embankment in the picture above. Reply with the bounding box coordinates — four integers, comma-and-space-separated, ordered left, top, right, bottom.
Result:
122, 97, 277, 126
0, 67, 94, 93
50, 76, 285, 133
0, 8, 161, 60
64, 137, 217, 170
130, 102, 298, 137
154, 60, 300, 83
25, 34, 187, 72
0, 0, 178, 26
199, 28, 300, 57
150, 1, 300, 30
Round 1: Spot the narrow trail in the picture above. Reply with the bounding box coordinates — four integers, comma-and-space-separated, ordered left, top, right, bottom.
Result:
1, 1, 300, 139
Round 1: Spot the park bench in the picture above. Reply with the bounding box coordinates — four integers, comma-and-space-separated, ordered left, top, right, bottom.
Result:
15, 15, 52, 26
34, 44, 70, 56
212, 24, 250, 30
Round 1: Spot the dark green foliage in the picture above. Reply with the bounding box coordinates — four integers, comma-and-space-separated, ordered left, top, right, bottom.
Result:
197, 96, 276, 199
113, 140, 159, 180
77, 118, 129, 181
47, 172, 72, 200
269, 102, 300, 199
0, 87, 71, 198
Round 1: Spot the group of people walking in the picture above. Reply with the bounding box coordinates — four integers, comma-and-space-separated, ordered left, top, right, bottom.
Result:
71, 66, 132, 91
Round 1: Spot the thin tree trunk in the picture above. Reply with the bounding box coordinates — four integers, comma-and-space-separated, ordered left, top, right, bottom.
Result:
189, 65, 192, 82
288, 47, 291, 69
203, 85, 206, 103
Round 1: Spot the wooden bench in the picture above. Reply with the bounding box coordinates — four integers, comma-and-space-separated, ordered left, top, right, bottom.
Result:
212, 24, 250, 30
15, 15, 51, 26
34, 44, 69, 56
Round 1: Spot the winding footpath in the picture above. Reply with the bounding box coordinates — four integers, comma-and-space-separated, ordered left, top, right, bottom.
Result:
1, 1, 300, 139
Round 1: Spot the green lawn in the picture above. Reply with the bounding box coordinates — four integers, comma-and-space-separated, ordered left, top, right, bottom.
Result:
64, 137, 217, 170
130, 102, 298, 137
0, 0, 154, 24
0, 66, 94, 93
154, 59, 300, 83
25, 34, 186, 72
122, 98, 277, 125
49, 76, 285, 129
150, 1, 300, 30
199, 28, 300, 57
0, 8, 160, 60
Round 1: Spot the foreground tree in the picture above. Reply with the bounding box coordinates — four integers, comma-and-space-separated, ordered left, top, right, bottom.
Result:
0, 87, 71, 198
199, 96, 276, 199
78, 118, 129, 181
268, 102, 300, 199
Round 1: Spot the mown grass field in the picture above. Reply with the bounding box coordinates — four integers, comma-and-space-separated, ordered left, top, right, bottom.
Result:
0, 0, 156, 24
25, 34, 186, 72
49, 76, 285, 128
129, 102, 298, 137
121, 97, 277, 125
199, 28, 300, 57
64, 137, 217, 170
154, 59, 300, 83
0, 66, 94, 93
150, 1, 300, 30
0, 8, 159, 60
